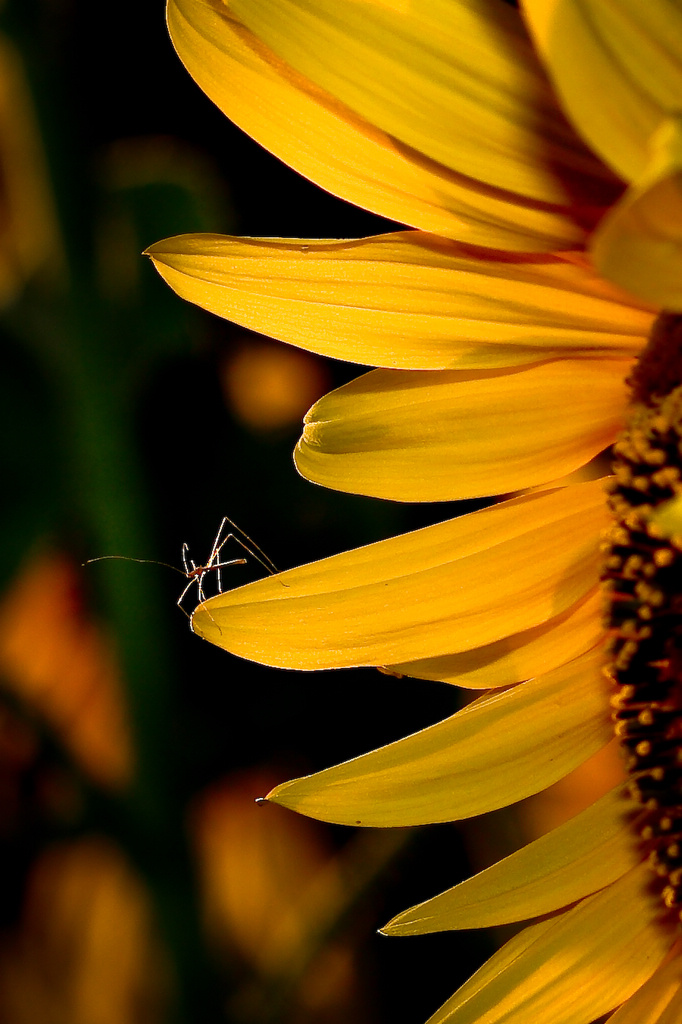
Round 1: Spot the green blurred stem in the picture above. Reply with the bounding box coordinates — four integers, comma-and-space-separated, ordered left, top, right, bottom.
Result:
9, 288, 221, 1022
1, 3, 224, 1018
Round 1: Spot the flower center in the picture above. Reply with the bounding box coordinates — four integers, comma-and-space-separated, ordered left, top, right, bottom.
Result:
603, 313, 682, 918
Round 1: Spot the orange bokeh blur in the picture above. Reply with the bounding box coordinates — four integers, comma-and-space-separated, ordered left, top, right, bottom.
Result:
192, 770, 368, 1024
221, 338, 331, 432
0, 550, 133, 788
0, 838, 168, 1024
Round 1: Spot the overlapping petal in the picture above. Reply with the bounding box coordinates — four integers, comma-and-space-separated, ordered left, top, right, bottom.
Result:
146, 233, 652, 370
167, 0, 607, 249
523, 0, 682, 184
229, 0, 616, 206
296, 358, 631, 501
159, 0, 682, 1019
607, 952, 682, 1024
383, 786, 638, 932
387, 589, 603, 687
267, 648, 610, 827
192, 481, 607, 669
591, 116, 682, 311
424, 864, 674, 1024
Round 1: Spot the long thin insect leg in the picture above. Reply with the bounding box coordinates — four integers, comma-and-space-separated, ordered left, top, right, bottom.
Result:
205, 517, 277, 579
177, 517, 271, 629
195, 568, 223, 632
177, 573, 211, 620
181, 542, 191, 577
213, 554, 249, 594
212, 558, 247, 570
176, 577, 195, 617
222, 516, 278, 574
196, 569, 207, 605
212, 532, 237, 594
209, 517, 229, 592
216, 532, 277, 577
212, 532, 234, 559
211, 517, 229, 558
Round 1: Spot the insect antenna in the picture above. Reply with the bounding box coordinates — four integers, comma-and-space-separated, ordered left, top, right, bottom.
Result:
83, 555, 186, 576
84, 516, 276, 630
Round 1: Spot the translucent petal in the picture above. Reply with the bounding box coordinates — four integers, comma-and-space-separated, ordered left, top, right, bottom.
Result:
192, 481, 608, 669
591, 117, 682, 311
266, 648, 610, 827
608, 951, 682, 1024
146, 232, 651, 370
383, 786, 640, 932
425, 864, 673, 1024
388, 589, 603, 687
230, 0, 616, 205
167, 0, 595, 249
523, 0, 682, 183
295, 359, 630, 501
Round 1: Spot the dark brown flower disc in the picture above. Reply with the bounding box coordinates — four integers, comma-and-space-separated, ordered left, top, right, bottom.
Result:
602, 313, 682, 917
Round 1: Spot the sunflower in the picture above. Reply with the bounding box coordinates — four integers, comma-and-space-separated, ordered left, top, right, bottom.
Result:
148, 1, 682, 1021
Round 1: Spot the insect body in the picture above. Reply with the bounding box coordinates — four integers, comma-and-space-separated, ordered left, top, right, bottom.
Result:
176, 516, 277, 616
85, 516, 277, 619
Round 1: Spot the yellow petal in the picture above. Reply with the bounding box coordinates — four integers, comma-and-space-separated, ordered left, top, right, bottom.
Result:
146, 233, 651, 370
192, 481, 607, 669
231, 0, 615, 206
167, 0, 601, 250
607, 950, 682, 1024
389, 589, 602, 688
266, 649, 610, 827
523, 0, 682, 183
425, 863, 673, 1024
295, 359, 630, 501
591, 117, 682, 310
383, 786, 640, 932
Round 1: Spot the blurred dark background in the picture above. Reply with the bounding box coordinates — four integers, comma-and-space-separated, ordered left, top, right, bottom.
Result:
0, 1, 496, 1022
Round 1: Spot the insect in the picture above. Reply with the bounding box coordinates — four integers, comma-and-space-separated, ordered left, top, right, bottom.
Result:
176, 516, 277, 616
85, 516, 277, 618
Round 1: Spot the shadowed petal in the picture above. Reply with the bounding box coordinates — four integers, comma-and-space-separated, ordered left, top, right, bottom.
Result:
591, 117, 682, 311
424, 863, 674, 1024
388, 589, 603, 687
266, 648, 610, 827
168, 0, 609, 248
383, 786, 639, 931
523, 0, 682, 182
231, 0, 615, 204
296, 359, 631, 500
607, 950, 682, 1024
